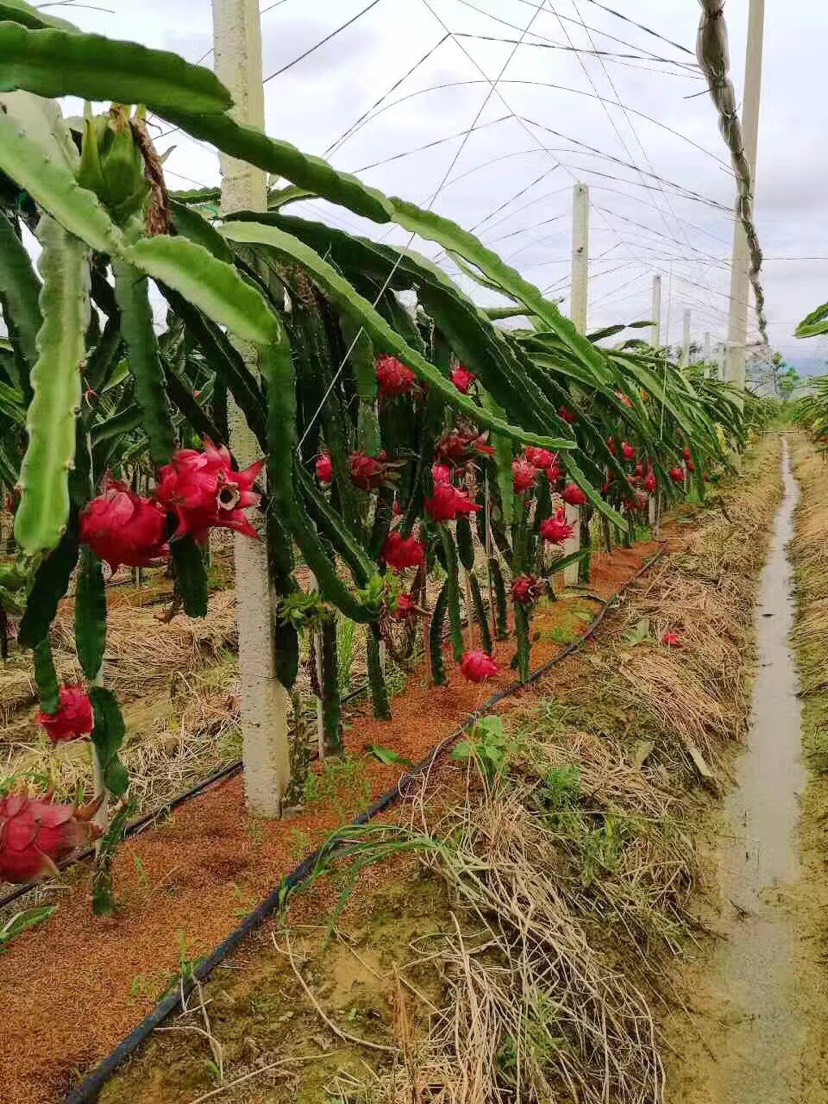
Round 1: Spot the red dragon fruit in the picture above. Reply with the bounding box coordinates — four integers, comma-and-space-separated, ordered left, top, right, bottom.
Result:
451, 365, 477, 394
80, 480, 168, 571
561, 484, 588, 507
668, 467, 686, 485
315, 452, 334, 485
435, 430, 495, 464
513, 458, 538, 494
525, 447, 557, 471
540, 508, 575, 545
425, 483, 481, 522
36, 687, 94, 745
558, 406, 577, 424
348, 450, 400, 491
382, 531, 426, 571
376, 355, 417, 398
0, 794, 102, 883
460, 650, 500, 683
512, 574, 543, 607
391, 593, 417, 621
155, 439, 263, 543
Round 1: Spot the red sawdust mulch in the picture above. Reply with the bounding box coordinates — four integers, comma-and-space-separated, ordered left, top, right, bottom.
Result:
0, 543, 658, 1104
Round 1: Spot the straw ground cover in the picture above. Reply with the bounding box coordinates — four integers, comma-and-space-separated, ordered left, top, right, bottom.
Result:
98, 435, 782, 1104
1, 589, 240, 815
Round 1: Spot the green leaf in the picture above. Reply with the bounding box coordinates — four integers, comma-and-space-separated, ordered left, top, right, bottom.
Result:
390, 199, 610, 377
89, 685, 128, 796
112, 259, 176, 465
159, 288, 267, 451
0, 113, 122, 256
17, 523, 79, 647
14, 218, 89, 557
796, 303, 828, 340
125, 236, 283, 347
32, 638, 59, 714
260, 336, 375, 623
0, 24, 232, 115
546, 547, 589, 579
159, 109, 394, 223
267, 184, 314, 210
221, 221, 571, 454
90, 401, 143, 447
0, 207, 41, 374
439, 525, 464, 663
75, 546, 106, 680
0, 89, 79, 171
482, 393, 516, 526
587, 320, 653, 342
171, 535, 208, 618
170, 199, 234, 264
0, 906, 57, 949
366, 745, 414, 769
0, 0, 77, 30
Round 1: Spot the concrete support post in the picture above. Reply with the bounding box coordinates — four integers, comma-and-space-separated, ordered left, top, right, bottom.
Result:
213, 0, 291, 815
566, 183, 590, 586
680, 309, 691, 367
651, 274, 662, 349
725, 0, 765, 395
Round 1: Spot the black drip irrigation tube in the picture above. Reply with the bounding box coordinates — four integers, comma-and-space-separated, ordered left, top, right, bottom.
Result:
63, 544, 665, 1104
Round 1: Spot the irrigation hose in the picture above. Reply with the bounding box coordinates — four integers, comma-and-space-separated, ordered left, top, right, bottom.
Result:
63, 544, 666, 1104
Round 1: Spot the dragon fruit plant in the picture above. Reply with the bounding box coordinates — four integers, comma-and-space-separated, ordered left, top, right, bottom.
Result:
0, 1, 744, 913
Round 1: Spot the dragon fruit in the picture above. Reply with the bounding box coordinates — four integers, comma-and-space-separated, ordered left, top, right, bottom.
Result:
540, 508, 574, 546
0, 794, 102, 883
460, 650, 500, 683
376, 355, 417, 398
36, 687, 94, 745
561, 484, 588, 507
451, 365, 477, 394
513, 458, 538, 494
512, 574, 543, 607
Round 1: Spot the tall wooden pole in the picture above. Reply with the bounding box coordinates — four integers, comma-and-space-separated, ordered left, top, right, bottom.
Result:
725, 0, 765, 394
212, 0, 291, 815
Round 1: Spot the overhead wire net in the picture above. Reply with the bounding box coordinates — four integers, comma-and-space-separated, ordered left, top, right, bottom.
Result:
64, 0, 781, 355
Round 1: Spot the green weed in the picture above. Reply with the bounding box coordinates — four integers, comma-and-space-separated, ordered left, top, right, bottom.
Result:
453, 715, 510, 784
304, 754, 372, 817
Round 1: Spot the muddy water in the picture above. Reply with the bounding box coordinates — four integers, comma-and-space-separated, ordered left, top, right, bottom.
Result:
688, 439, 807, 1102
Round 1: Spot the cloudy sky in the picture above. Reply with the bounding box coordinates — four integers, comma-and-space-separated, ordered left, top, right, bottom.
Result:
60, 0, 828, 363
